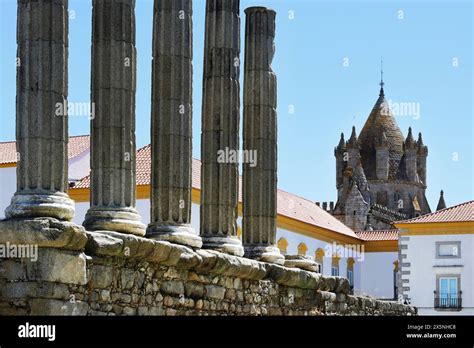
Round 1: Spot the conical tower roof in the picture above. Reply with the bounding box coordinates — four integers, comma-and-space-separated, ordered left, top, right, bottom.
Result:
358, 87, 405, 179
436, 190, 447, 211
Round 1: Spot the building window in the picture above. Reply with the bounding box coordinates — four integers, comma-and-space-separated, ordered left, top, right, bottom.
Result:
347, 269, 353, 286
277, 238, 288, 255
435, 276, 461, 310
347, 258, 355, 289
297, 242, 308, 256
331, 256, 340, 276
436, 241, 461, 258
315, 248, 325, 274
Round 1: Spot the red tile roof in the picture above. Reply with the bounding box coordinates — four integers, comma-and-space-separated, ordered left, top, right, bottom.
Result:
74, 143, 358, 239
355, 229, 399, 241
396, 200, 474, 224
0, 135, 90, 165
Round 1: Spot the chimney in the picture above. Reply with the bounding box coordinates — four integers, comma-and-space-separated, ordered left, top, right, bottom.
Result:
329, 201, 334, 212
316, 202, 320, 207
322, 202, 328, 211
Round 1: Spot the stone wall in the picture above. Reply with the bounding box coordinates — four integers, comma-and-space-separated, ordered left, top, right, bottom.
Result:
0, 219, 416, 316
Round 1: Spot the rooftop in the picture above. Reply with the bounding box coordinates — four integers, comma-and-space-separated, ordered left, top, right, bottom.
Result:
0, 135, 90, 165
396, 200, 474, 224
355, 229, 399, 241
74, 143, 358, 239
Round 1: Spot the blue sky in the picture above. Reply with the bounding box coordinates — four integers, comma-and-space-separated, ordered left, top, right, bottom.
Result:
0, 0, 472, 209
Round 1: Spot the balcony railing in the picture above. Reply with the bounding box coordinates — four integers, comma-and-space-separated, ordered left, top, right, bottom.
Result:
434, 291, 462, 310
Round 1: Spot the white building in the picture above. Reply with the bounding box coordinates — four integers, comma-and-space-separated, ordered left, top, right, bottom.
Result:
395, 201, 474, 315
0, 136, 401, 299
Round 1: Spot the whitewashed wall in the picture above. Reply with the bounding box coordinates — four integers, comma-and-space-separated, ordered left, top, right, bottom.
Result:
0, 167, 16, 219
69, 151, 91, 182
358, 252, 398, 299
403, 234, 473, 315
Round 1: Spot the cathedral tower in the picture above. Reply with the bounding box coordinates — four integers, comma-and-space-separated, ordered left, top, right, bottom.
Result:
333, 83, 431, 230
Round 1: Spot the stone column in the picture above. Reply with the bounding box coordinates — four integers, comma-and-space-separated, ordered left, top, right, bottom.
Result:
83, 0, 145, 236
242, 7, 283, 264
146, 0, 202, 248
200, 0, 244, 256
5, 0, 74, 221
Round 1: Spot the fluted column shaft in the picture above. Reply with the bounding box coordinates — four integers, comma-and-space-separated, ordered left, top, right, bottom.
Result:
83, 0, 145, 236
146, 0, 202, 248
242, 7, 283, 264
200, 0, 243, 256
5, 0, 75, 221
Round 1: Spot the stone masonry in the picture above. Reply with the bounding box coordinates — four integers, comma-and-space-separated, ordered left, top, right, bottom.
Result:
242, 7, 283, 264
146, 0, 202, 248
0, 231, 416, 316
200, 0, 244, 256
333, 85, 431, 231
83, 0, 146, 236
0, 0, 416, 317
5, 0, 75, 221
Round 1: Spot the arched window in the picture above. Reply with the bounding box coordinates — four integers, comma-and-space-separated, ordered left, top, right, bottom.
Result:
297, 242, 308, 256
347, 258, 355, 291
315, 248, 325, 273
331, 256, 340, 276
277, 238, 288, 255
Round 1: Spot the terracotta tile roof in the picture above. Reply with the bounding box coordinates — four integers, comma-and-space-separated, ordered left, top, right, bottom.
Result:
396, 200, 474, 224
0, 135, 90, 165
355, 229, 399, 241
75, 144, 358, 239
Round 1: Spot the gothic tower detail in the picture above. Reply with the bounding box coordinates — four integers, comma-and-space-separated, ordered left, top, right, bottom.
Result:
333, 85, 431, 231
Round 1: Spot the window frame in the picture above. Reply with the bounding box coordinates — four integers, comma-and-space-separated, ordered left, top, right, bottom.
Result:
436, 241, 461, 259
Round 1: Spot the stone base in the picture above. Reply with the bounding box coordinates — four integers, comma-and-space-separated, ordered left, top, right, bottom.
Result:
284, 255, 321, 272
146, 224, 202, 249
201, 236, 244, 257
244, 245, 285, 265
0, 217, 87, 251
83, 207, 146, 236
5, 192, 75, 221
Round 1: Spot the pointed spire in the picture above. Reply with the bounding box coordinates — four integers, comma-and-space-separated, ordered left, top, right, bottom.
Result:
347, 126, 359, 148
379, 57, 385, 97
417, 132, 424, 146
436, 190, 446, 211
405, 127, 416, 148
335, 132, 346, 155
338, 132, 345, 148
417, 132, 428, 156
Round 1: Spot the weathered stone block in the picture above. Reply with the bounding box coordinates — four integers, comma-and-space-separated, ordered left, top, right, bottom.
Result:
120, 269, 135, 289
185, 282, 204, 298
205, 285, 226, 300
89, 265, 114, 289
0, 260, 27, 280
29, 299, 89, 315
85, 232, 124, 256
161, 281, 184, 296
0, 281, 69, 300
0, 218, 88, 251
25, 248, 87, 285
